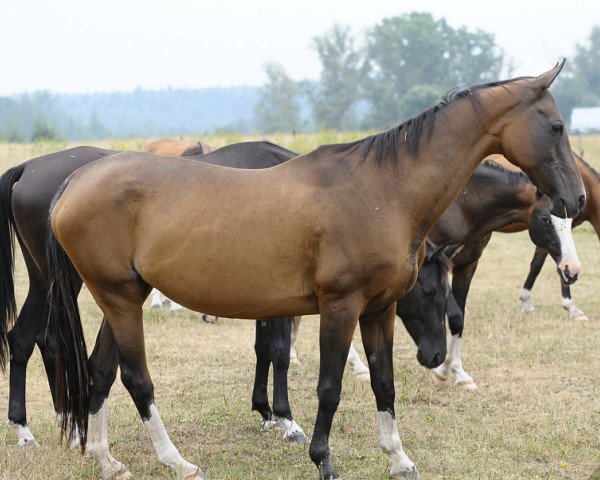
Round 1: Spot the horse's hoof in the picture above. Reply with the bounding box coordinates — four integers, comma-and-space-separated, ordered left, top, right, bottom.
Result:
201, 314, 218, 323
456, 380, 478, 391
18, 438, 39, 448
431, 371, 451, 387
521, 305, 534, 314
107, 466, 133, 480
286, 431, 309, 444
572, 313, 589, 321
354, 372, 371, 382
392, 467, 420, 479
183, 471, 207, 480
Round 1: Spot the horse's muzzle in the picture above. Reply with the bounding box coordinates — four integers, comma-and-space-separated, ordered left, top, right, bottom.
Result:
558, 266, 579, 285
416, 348, 445, 369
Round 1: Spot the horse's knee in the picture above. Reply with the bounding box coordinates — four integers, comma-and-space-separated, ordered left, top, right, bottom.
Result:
317, 385, 341, 415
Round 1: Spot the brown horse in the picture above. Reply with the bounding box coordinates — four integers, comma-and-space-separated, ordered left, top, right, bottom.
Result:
143, 137, 213, 157
520, 152, 600, 320
47, 63, 584, 480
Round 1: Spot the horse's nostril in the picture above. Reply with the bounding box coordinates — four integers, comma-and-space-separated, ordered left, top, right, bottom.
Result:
579, 194, 586, 211
432, 352, 444, 367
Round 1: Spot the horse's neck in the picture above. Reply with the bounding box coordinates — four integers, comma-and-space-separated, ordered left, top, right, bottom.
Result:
471, 173, 535, 234
574, 157, 600, 233
381, 95, 514, 249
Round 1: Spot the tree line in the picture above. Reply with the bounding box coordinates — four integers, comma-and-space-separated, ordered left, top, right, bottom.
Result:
0, 13, 598, 142
255, 14, 600, 133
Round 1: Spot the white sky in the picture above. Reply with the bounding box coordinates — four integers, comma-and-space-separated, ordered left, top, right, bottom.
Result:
1, 0, 598, 95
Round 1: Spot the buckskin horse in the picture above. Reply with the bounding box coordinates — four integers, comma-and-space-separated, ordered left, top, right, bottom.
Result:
0, 141, 306, 446
47, 63, 584, 479
0, 138, 447, 448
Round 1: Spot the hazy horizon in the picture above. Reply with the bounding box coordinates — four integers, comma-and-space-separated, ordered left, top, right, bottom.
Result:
1, 0, 598, 96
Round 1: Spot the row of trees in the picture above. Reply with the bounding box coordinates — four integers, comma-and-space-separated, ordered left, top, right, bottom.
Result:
255, 14, 600, 133
0, 14, 597, 141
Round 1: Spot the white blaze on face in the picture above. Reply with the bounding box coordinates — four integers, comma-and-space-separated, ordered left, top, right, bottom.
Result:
550, 215, 581, 281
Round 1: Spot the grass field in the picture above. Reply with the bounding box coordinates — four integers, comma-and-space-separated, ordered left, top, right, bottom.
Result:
0, 135, 599, 479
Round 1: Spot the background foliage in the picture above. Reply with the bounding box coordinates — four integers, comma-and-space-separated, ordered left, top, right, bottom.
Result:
0, 14, 598, 141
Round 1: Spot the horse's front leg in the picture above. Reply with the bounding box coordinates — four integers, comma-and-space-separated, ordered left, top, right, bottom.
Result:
520, 247, 548, 314
432, 262, 478, 390
309, 295, 361, 480
559, 274, 587, 320
360, 303, 420, 479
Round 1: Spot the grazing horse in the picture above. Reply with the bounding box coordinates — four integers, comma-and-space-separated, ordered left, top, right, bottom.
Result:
0, 141, 305, 446
315, 160, 583, 388
424, 160, 582, 390
143, 137, 213, 157
47, 64, 584, 480
519, 153, 600, 320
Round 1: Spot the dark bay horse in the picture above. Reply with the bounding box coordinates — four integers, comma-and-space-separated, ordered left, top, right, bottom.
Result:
421, 160, 582, 390
0, 141, 301, 446
0, 137, 448, 449
47, 64, 584, 480
519, 152, 600, 320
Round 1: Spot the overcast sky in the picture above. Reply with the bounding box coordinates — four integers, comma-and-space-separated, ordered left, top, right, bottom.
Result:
1, 0, 598, 95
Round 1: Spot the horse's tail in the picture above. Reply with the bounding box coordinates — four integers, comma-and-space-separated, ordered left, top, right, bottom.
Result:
46, 185, 89, 451
0, 164, 25, 371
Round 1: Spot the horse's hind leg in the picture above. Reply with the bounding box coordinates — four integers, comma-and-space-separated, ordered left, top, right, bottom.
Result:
359, 304, 420, 479
269, 317, 307, 443
88, 282, 205, 480
86, 319, 129, 478
6, 252, 49, 447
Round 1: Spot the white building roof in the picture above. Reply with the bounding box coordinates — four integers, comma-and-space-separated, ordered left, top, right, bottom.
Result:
571, 107, 600, 133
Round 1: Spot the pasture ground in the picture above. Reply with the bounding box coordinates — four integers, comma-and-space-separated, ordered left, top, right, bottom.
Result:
0, 135, 599, 479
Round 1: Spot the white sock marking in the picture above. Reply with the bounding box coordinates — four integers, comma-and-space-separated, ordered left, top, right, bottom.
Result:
347, 342, 370, 376
10, 422, 37, 447
519, 288, 535, 313
377, 411, 417, 476
144, 403, 204, 479
86, 399, 130, 479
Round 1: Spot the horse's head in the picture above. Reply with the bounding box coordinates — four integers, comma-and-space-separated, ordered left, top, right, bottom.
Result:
528, 192, 581, 284
495, 60, 585, 220
398, 241, 459, 369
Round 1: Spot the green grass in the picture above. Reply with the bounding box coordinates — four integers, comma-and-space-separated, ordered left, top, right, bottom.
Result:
1, 136, 600, 479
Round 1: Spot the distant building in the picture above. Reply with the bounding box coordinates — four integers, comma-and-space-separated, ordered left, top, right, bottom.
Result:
571, 107, 600, 134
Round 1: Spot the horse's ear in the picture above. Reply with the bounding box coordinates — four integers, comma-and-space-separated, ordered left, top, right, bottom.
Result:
533, 59, 566, 92
443, 242, 464, 260
425, 240, 460, 261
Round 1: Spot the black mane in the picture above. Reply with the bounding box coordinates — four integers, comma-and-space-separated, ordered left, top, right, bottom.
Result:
331, 77, 532, 167
480, 159, 531, 183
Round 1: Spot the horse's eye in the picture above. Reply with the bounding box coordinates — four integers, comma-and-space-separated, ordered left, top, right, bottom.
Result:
551, 123, 564, 135
542, 216, 552, 225
423, 288, 436, 298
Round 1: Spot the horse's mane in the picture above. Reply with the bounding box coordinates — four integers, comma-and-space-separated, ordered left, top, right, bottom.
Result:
575, 153, 600, 183
329, 76, 532, 167
480, 159, 531, 184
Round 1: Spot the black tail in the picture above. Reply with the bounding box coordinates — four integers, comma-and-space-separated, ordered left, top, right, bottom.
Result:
0, 164, 25, 371
46, 196, 89, 451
